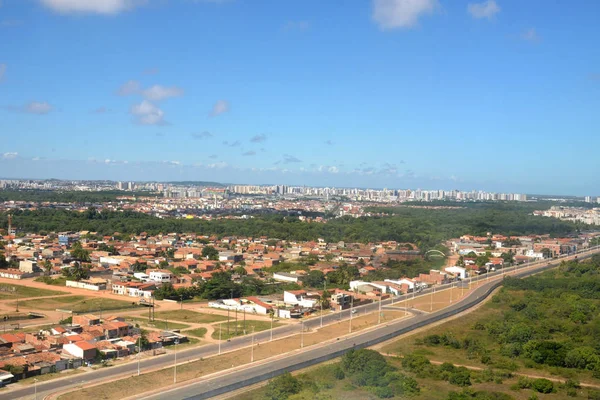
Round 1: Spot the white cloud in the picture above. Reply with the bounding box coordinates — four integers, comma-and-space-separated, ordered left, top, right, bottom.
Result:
2, 152, 18, 159
467, 0, 500, 19
328, 166, 339, 173
141, 85, 183, 101
207, 161, 228, 169
117, 80, 141, 96
192, 131, 213, 140
130, 100, 166, 125
521, 28, 540, 42
250, 134, 267, 143
0, 64, 6, 81
282, 154, 302, 164
209, 100, 230, 117
25, 101, 53, 114
39, 0, 145, 15
372, 0, 438, 30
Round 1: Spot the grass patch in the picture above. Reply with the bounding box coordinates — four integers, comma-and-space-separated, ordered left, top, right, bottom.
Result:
34, 276, 68, 286
126, 317, 190, 331
212, 320, 280, 340
21, 368, 84, 385
183, 327, 207, 338
16, 296, 138, 313
152, 310, 227, 324
0, 283, 64, 300
170, 337, 201, 350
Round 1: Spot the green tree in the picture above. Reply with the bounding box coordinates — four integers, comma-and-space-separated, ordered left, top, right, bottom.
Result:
202, 246, 219, 261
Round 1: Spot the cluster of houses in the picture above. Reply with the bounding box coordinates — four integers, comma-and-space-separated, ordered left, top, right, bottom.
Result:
0, 313, 186, 384
1, 229, 597, 308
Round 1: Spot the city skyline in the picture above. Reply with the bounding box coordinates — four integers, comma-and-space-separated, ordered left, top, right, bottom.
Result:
1, 1, 600, 195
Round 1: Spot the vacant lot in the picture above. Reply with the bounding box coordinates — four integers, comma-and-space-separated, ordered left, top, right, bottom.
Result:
213, 320, 280, 340
183, 327, 207, 338
126, 317, 190, 331
153, 310, 227, 324
0, 283, 64, 300
16, 296, 138, 313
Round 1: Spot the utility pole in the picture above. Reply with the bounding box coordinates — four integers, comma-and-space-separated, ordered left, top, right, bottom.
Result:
137, 336, 141, 376
251, 327, 255, 362
450, 280, 453, 304
270, 312, 273, 342
34, 378, 37, 400
300, 320, 304, 348
173, 348, 177, 384
349, 296, 354, 333
320, 282, 325, 328
227, 309, 230, 337
430, 285, 435, 312
378, 295, 381, 324
218, 322, 222, 355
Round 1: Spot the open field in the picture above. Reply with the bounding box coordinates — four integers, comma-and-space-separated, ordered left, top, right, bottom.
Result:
212, 320, 280, 340
183, 328, 207, 338
15, 296, 138, 313
0, 283, 64, 300
153, 309, 227, 324
126, 317, 190, 331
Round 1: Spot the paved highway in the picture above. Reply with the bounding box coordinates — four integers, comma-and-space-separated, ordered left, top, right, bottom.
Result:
4, 246, 599, 400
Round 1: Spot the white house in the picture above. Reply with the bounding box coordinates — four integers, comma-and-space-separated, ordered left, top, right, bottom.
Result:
148, 269, 172, 284
384, 278, 416, 292
444, 266, 467, 280
283, 290, 318, 308
133, 272, 150, 281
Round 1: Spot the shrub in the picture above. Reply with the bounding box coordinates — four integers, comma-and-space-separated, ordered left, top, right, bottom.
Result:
265, 372, 302, 400
531, 378, 554, 394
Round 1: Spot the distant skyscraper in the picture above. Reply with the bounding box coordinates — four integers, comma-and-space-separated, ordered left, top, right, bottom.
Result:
585, 196, 592, 203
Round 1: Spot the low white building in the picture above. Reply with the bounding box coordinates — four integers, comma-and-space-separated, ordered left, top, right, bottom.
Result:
148, 269, 172, 284
444, 266, 467, 280
272, 272, 300, 283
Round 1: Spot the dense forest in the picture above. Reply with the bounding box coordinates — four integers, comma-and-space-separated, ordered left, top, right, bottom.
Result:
0, 202, 583, 249
0, 189, 159, 203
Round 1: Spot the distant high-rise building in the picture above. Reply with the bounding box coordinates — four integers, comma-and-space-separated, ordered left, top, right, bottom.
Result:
585, 196, 592, 203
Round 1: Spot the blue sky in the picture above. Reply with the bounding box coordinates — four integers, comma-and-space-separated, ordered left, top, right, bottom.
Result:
0, 0, 599, 195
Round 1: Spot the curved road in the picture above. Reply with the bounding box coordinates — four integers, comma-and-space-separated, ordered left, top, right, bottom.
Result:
4, 246, 599, 400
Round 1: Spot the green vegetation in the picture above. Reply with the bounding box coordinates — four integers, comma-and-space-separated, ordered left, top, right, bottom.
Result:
182, 327, 207, 338
1, 201, 583, 249
127, 317, 190, 331
153, 272, 302, 301
382, 255, 600, 399
212, 319, 278, 340
0, 283, 64, 300
34, 276, 68, 286
16, 295, 138, 313
0, 189, 160, 203
152, 309, 227, 324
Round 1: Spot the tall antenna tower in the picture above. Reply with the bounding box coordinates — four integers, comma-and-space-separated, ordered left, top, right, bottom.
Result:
7, 214, 12, 236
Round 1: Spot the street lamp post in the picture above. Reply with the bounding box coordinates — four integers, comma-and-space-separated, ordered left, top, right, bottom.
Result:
300, 320, 304, 348
430, 285, 435, 312
349, 296, 354, 333
251, 327, 255, 362
137, 336, 141, 376
378, 295, 381, 324
270, 312, 273, 342
173, 347, 177, 383
218, 322, 222, 355
34, 378, 38, 400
